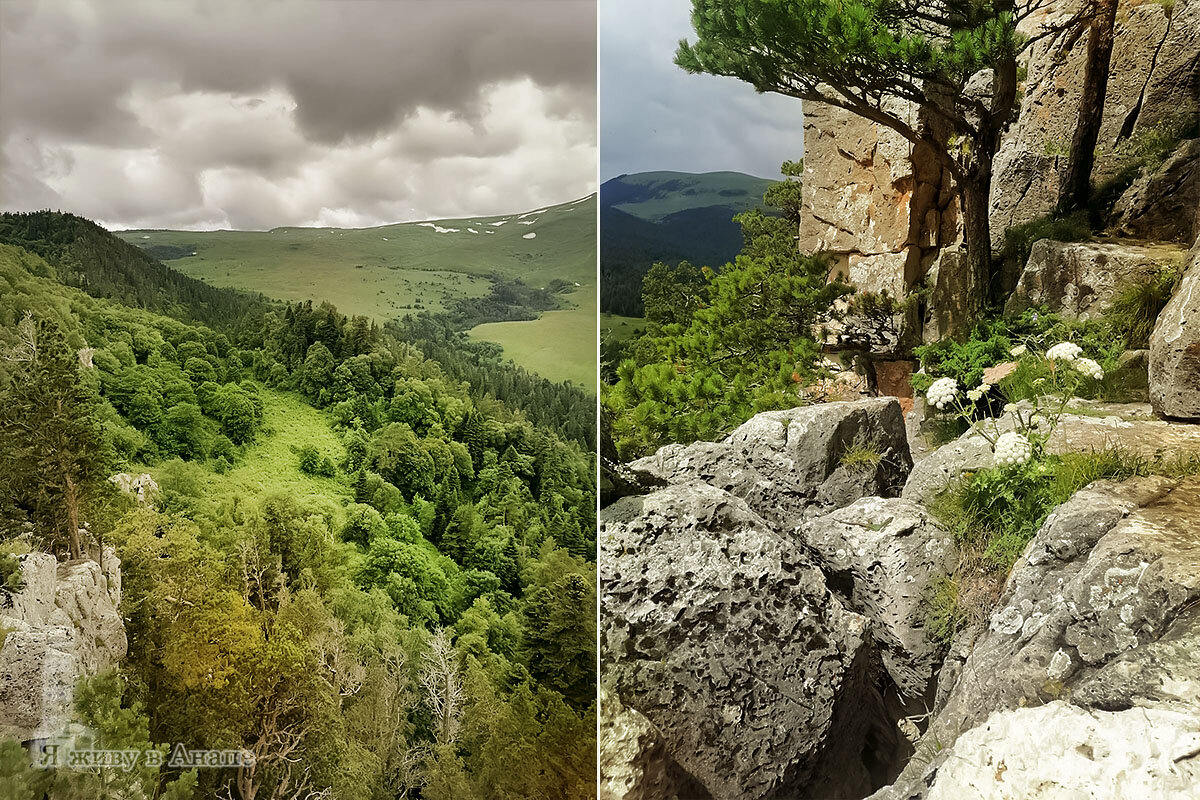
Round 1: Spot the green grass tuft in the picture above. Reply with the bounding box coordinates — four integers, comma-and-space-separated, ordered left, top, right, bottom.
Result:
1104, 268, 1178, 349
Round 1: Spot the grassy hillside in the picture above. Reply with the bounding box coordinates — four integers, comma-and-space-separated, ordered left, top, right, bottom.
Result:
600, 171, 773, 317
603, 170, 772, 222
117, 195, 596, 384
145, 390, 352, 518
119, 195, 595, 300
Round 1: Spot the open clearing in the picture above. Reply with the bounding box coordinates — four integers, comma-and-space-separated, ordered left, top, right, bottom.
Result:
469, 284, 596, 389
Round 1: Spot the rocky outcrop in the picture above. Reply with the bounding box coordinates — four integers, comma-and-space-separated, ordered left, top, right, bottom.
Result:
1150, 240, 1200, 419
799, 101, 954, 300
876, 701, 1200, 800
905, 402, 1200, 504
599, 686, 708, 800
108, 472, 159, 506
796, 498, 957, 696
0, 549, 126, 741
875, 475, 1200, 799
1005, 239, 1183, 320
630, 399, 913, 527
1112, 138, 1200, 244
990, 0, 1200, 244
601, 482, 884, 799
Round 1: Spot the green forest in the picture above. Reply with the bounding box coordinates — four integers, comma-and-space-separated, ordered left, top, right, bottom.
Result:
0, 212, 597, 800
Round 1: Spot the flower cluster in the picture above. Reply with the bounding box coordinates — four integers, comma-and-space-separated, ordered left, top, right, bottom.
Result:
993, 431, 1033, 466
1072, 356, 1104, 381
926, 377, 959, 410
966, 382, 992, 403
1046, 342, 1083, 362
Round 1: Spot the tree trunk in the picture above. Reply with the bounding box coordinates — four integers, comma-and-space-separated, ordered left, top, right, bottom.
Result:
959, 173, 994, 320
1061, 0, 1119, 212
63, 470, 83, 560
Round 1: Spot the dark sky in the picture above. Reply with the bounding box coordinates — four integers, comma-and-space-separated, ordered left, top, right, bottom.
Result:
600, 0, 805, 182
0, 0, 597, 230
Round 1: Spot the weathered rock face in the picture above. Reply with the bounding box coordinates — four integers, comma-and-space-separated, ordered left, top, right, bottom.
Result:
878, 701, 1200, 800
1112, 138, 1200, 244
599, 685, 709, 800
990, 0, 1200, 245
796, 498, 958, 697
600, 482, 878, 799
630, 399, 913, 527
799, 101, 954, 300
1005, 239, 1183, 320
1150, 241, 1200, 419
0, 549, 126, 741
876, 475, 1200, 799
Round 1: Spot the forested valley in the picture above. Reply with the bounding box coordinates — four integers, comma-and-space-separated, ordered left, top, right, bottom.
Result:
0, 210, 597, 800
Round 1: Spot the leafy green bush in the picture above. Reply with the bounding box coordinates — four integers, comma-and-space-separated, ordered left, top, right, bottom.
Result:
0, 552, 24, 595
915, 310, 1125, 407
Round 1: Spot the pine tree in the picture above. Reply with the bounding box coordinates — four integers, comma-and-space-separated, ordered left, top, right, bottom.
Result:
0, 315, 107, 559
675, 0, 1068, 319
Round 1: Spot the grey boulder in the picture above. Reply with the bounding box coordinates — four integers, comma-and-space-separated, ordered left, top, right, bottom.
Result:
630, 399, 913, 528
796, 497, 958, 697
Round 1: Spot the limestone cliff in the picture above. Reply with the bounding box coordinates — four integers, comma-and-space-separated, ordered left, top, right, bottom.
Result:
0, 548, 127, 741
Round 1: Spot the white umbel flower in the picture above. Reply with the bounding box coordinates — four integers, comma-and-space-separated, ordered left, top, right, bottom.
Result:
1073, 356, 1104, 381
1010, 344, 1028, 357
966, 382, 993, 403
926, 377, 959, 410
1046, 342, 1083, 362
994, 431, 1033, 466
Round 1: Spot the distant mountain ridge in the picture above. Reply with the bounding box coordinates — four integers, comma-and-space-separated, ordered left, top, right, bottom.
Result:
0, 210, 265, 330
600, 171, 773, 317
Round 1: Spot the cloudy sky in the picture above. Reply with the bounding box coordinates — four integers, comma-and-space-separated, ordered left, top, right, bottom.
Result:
0, 0, 596, 231
600, 0, 805, 181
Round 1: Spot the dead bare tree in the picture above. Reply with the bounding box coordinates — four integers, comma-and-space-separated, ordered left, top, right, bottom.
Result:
420, 628, 464, 746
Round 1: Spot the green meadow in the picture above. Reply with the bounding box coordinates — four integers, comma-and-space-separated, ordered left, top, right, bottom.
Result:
469, 284, 597, 389
117, 195, 597, 384
600, 312, 646, 343
141, 390, 351, 517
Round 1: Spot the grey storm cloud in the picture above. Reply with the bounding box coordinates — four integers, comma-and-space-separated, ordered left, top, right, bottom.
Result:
600, 0, 804, 181
0, 0, 596, 230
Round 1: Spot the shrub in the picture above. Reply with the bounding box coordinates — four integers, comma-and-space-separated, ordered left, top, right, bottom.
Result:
1104, 268, 1178, 349
0, 552, 24, 595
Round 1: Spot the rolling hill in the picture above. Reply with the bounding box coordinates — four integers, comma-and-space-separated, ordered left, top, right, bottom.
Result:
114, 195, 597, 388
600, 171, 773, 318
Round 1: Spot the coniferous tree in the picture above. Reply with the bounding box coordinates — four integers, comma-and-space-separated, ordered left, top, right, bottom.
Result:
675, 0, 1073, 318
0, 314, 107, 559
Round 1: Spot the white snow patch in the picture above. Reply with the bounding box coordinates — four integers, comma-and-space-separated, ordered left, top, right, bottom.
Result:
418, 223, 460, 234
141, 235, 150, 239
468, 228, 479, 234
381, 237, 389, 241
485, 231, 495, 235
518, 220, 536, 225
488, 220, 508, 227
518, 209, 548, 219
522, 232, 537, 239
